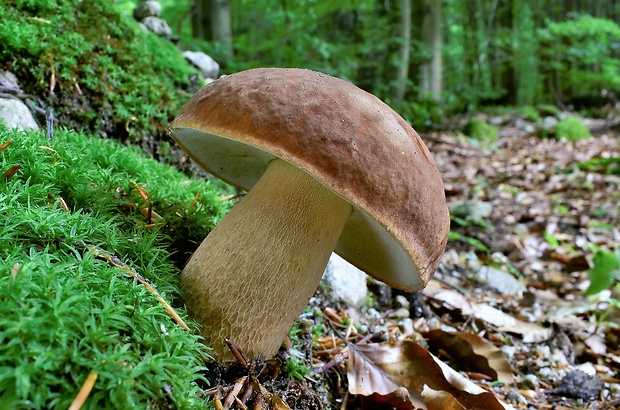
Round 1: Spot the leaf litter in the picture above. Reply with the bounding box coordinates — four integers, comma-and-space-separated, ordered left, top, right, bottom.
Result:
289, 130, 620, 410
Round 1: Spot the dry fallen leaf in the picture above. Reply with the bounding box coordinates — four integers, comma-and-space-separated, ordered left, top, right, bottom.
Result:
347, 340, 515, 410
347, 342, 426, 409
423, 330, 514, 385
425, 285, 552, 342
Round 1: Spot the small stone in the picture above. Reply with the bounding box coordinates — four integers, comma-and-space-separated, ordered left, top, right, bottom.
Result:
141, 16, 172, 39
546, 370, 604, 400
541, 116, 558, 130
518, 374, 539, 390
394, 294, 410, 309
515, 117, 536, 134
500, 345, 517, 360
133, 0, 161, 20
389, 307, 410, 319
473, 265, 525, 297
449, 201, 492, 220
505, 388, 528, 405
399, 318, 414, 335
0, 98, 39, 131
0, 70, 21, 91
183, 51, 220, 80
322, 253, 368, 308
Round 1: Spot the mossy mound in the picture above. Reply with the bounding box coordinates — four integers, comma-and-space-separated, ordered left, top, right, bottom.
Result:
0, 123, 231, 408
462, 118, 499, 143
553, 116, 592, 141
0, 0, 198, 145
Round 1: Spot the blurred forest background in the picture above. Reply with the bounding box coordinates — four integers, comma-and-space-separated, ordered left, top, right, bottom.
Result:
121, 0, 620, 128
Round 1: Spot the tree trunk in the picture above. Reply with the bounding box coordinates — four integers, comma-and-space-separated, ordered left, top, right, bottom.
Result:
420, 0, 442, 103
210, 0, 234, 60
391, 0, 411, 104
191, 0, 211, 41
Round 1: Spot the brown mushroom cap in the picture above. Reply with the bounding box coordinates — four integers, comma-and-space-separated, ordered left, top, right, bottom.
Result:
170, 67, 449, 291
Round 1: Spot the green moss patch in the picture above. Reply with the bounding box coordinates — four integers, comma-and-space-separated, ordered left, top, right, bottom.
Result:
0, 123, 230, 408
0, 0, 198, 143
553, 116, 592, 141
462, 118, 499, 143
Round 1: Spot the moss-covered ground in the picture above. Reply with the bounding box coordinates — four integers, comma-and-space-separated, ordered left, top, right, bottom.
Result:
0, 0, 199, 146
0, 123, 231, 408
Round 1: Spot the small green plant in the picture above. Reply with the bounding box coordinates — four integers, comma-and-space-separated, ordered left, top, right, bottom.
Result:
462, 118, 499, 143
283, 356, 312, 381
553, 117, 592, 141
586, 247, 620, 329
578, 156, 620, 176
585, 247, 620, 296
448, 232, 490, 253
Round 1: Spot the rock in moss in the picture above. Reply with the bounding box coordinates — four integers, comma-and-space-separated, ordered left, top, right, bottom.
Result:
463, 118, 499, 143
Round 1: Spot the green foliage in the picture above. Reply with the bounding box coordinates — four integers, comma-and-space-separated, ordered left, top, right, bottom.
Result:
553, 117, 592, 141
578, 156, 620, 175
536, 104, 562, 117
283, 356, 312, 382
586, 248, 620, 296
0, 0, 198, 141
0, 123, 229, 408
448, 232, 490, 253
538, 14, 620, 99
462, 118, 499, 143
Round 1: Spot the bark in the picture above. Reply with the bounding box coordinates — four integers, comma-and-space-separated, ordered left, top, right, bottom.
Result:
210, 0, 234, 60
190, 0, 233, 60
391, 0, 411, 104
420, 0, 442, 102
191, 0, 210, 40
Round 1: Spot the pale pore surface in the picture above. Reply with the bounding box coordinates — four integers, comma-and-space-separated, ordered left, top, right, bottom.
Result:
181, 158, 353, 362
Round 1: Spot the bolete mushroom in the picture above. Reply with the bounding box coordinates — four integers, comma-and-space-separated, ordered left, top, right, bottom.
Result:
169, 68, 450, 363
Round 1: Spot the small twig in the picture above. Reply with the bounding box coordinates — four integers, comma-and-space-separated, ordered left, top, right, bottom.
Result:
84, 244, 190, 331
313, 309, 392, 374
0, 139, 13, 153
45, 107, 54, 139
3, 164, 20, 181
68, 372, 98, 410
223, 377, 247, 409
225, 338, 249, 370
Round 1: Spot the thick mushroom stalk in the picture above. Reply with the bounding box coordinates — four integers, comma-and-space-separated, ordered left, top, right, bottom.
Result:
181, 158, 352, 362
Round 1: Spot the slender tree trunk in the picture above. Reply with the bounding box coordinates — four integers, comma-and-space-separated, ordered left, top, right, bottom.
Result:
420, 0, 442, 102
210, 0, 234, 60
191, 0, 210, 40
391, 0, 411, 104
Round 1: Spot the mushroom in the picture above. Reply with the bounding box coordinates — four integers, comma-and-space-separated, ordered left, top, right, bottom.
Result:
169, 68, 450, 362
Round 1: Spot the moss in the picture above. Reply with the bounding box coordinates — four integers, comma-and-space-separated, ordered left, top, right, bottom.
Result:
0, 123, 230, 408
536, 103, 562, 117
553, 116, 592, 141
0, 0, 198, 143
521, 106, 540, 122
462, 118, 498, 143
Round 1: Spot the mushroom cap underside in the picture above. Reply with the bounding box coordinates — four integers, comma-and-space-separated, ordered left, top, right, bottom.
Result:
170, 68, 450, 291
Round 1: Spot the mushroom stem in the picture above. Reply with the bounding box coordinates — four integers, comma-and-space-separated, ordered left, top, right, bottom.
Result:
181, 158, 353, 362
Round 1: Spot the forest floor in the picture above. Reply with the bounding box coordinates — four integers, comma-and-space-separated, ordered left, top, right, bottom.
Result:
253, 129, 620, 410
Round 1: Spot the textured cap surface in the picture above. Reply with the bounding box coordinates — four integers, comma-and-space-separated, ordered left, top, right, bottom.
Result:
170, 68, 450, 291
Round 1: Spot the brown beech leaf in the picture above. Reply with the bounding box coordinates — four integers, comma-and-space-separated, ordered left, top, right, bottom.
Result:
347, 343, 427, 409
425, 286, 551, 342
421, 386, 467, 410
423, 330, 514, 385
347, 340, 515, 410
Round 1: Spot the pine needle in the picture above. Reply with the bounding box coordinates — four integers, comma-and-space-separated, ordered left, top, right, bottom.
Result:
68, 372, 98, 410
